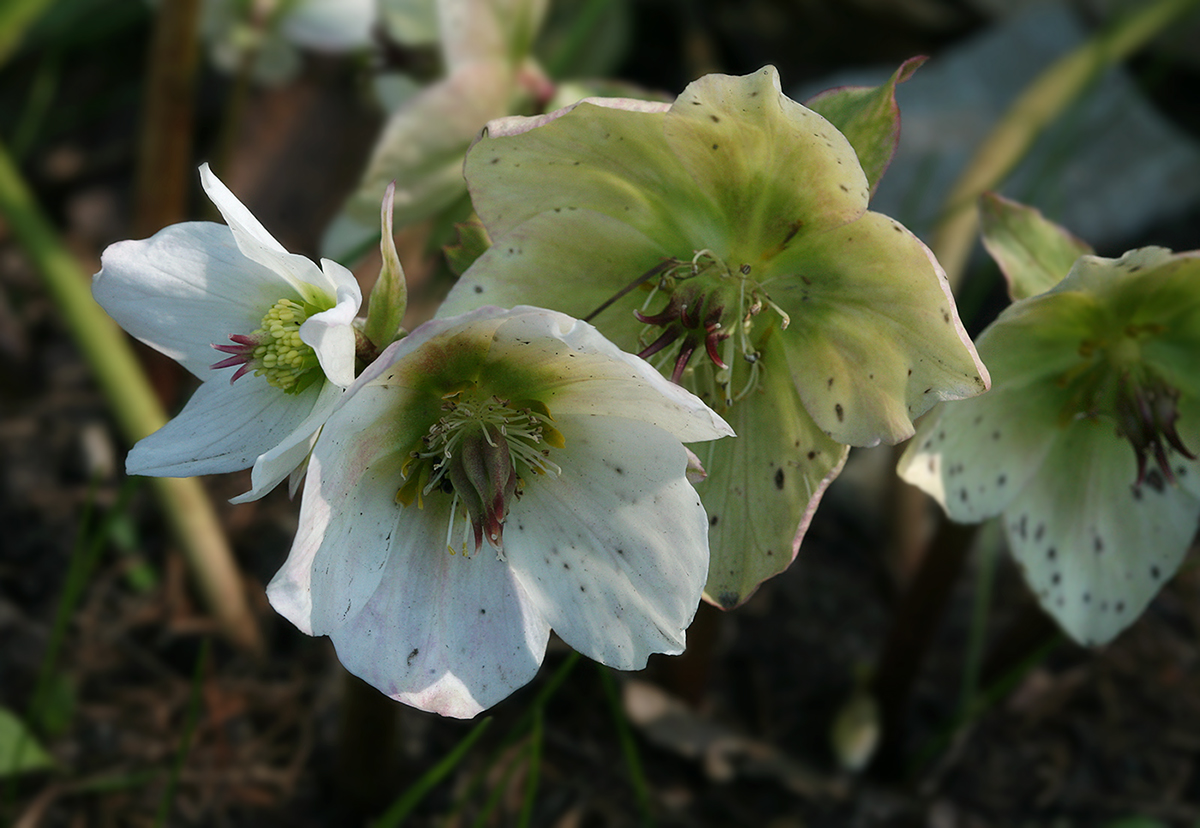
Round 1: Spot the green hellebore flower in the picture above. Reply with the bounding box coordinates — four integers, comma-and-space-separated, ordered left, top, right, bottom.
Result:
441, 66, 989, 607
899, 241, 1200, 647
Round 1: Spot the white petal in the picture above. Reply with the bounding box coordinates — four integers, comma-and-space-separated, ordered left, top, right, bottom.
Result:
198, 164, 338, 303
489, 307, 734, 443
505, 413, 709, 670
1004, 419, 1200, 646
268, 398, 549, 717
299, 259, 363, 388
127, 375, 323, 477
230, 380, 344, 503
93, 223, 289, 376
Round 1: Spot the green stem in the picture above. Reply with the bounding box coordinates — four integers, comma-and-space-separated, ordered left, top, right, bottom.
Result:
0, 142, 262, 654
932, 0, 1200, 289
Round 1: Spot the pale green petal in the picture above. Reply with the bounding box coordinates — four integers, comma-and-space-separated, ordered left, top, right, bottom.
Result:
663, 66, 869, 261
1051, 247, 1177, 298
465, 100, 711, 250
1120, 251, 1200, 398
1003, 418, 1200, 646
696, 329, 848, 609
900, 288, 1104, 522
440, 207, 672, 352
899, 387, 1061, 523
771, 211, 988, 446
979, 193, 1093, 302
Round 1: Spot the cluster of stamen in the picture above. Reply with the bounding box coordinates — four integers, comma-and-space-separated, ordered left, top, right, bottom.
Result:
1059, 324, 1195, 485
626, 250, 789, 410
396, 388, 563, 559
212, 298, 323, 393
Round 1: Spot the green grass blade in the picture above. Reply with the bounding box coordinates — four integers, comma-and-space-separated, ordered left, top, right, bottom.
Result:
154, 637, 210, 828
598, 666, 655, 827
373, 717, 493, 828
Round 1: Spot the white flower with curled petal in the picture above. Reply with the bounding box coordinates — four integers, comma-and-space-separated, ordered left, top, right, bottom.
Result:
92, 163, 362, 502
267, 305, 734, 718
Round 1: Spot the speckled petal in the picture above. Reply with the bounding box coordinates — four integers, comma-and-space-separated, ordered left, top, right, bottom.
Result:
1003, 418, 1200, 647
771, 211, 989, 446
504, 414, 709, 669
465, 99, 704, 250
696, 327, 848, 609
662, 66, 869, 259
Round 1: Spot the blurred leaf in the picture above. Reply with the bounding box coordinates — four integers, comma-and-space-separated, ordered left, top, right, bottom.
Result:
33, 673, 75, 737
1103, 819, 1171, 828
979, 192, 1093, 301
537, 0, 632, 79
0, 707, 54, 777
444, 215, 492, 276
805, 56, 925, 196
0, 0, 53, 66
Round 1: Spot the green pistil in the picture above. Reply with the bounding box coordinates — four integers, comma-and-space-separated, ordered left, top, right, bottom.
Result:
395, 389, 564, 558
252, 298, 323, 393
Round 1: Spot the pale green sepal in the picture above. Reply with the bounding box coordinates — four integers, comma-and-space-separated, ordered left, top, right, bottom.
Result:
804, 56, 926, 197
771, 211, 989, 446
0, 706, 54, 777
697, 328, 848, 609
364, 182, 408, 352
662, 66, 869, 260
979, 192, 1093, 301
444, 215, 492, 277
1003, 418, 1199, 647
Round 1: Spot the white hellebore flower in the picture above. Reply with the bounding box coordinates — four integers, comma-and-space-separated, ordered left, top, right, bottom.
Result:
267, 306, 734, 718
93, 163, 362, 502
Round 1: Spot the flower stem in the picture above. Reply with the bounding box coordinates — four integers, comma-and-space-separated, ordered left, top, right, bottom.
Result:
932, 0, 1200, 290
133, 0, 203, 237
869, 515, 978, 775
0, 141, 263, 654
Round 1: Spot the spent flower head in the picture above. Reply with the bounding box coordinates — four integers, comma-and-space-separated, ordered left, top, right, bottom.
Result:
267, 305, 733, 717
441, 66, 988, 607
93, 163, 362, 502
899, 196, 1200, 646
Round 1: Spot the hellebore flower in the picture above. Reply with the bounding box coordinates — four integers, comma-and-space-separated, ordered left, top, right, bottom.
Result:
441, 66, 989, 607
899, 200, 1200, 646
266, 306, 733, 717
93, 163, 362, 501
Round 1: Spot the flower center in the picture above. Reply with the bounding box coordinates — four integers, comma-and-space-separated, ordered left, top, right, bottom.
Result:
395, 388, 564, 559
211, 298, 326, 394
615, 250, 788, 412
1058, 323, 1195, 485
